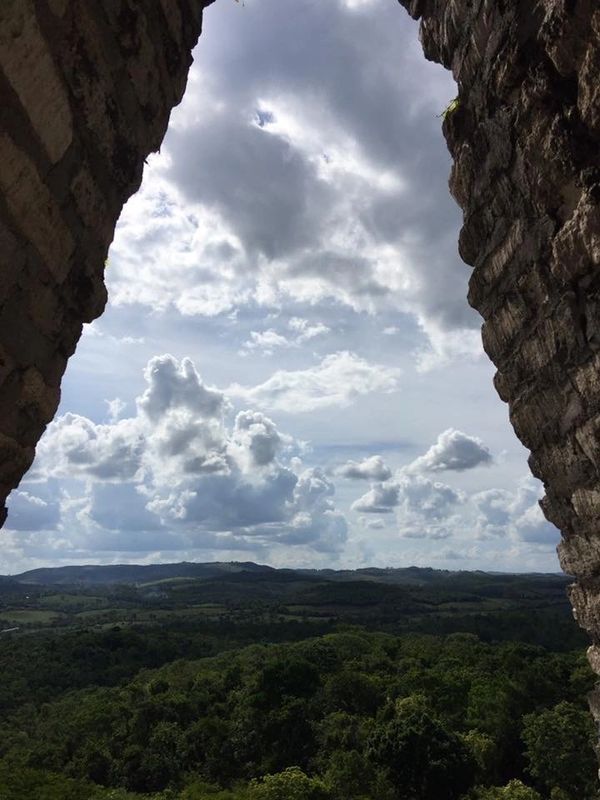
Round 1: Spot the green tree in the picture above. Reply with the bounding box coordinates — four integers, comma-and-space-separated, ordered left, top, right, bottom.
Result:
465, 779, 542, 799
522, 701, 597, 799
322, 670, 382, 716
116, 721, 187, 792
323, 749, 374, 798
367, 695, 474, 800
179, 778, 250, 800
460, 730, 499, 785
249, 767, 330, 800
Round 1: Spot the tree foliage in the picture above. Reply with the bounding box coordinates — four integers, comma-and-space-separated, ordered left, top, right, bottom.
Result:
0, 620, 595, 800
522, 701, 598, 799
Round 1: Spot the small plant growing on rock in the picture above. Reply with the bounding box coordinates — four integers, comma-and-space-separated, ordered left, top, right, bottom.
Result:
439, 97, 460, 119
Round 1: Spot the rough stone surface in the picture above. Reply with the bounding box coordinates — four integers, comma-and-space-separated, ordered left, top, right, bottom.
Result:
0, 0, 214, 526
397, 0, 600, 682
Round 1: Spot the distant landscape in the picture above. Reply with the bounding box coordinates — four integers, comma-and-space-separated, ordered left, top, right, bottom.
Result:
0, 562, 596, 800
0, 561, 586, 651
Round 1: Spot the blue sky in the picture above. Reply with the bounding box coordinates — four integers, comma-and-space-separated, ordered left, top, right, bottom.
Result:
0, 0, 561, 573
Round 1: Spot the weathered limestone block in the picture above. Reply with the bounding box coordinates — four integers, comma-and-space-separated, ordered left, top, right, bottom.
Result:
0, 0, 73, 164
0, 0, 214, 524
0, 132, 74, 279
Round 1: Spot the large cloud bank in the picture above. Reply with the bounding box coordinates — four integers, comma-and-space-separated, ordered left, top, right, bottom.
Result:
17, 355, 347, 560
347, 430, 558, 547
106, 0, 482, 369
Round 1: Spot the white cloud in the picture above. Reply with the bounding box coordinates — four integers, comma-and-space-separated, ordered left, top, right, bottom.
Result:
514, 502, 558, 544
408, 428, 493, 473
395, 474, 463, 528
230, 410, 283, 469
414, 324, 483, 373
228, 351, 401, 412
20, 355, 348, 557
338, 455, 392, 481
242, 329, 291, 354
359, 516, 386, 530
6, 491, 60, 532
340, 0, 380, 10
241, 319, 330, 355
288, 317, 330, 342
102, 0, 479, 369
472, 489, 512, 537
34, 414, 145, 483
352, 471, 462, 540
287, 468, 348, 552
138, 355, 228, 422
105, 398, 127, 423
352, 482, 399, 514
349, 430, 499, 542
473, 477, 560, 545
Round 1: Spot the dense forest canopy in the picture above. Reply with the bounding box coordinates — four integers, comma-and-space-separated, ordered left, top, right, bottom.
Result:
0, 564, 596, 800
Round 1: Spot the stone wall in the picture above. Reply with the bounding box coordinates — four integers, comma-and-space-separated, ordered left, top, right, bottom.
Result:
1, 0, 600, 677
398, 0, 600, 671
0, 0, 212, 525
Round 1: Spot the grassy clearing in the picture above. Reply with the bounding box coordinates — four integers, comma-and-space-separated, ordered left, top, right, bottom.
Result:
138, 577, 200, 588
0, 609, 65, 625
37, 594, 109, 609
75, 607, 130, 619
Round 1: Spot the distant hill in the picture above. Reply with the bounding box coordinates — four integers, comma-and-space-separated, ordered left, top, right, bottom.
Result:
8, 560, 568, 588
0, 560, 581, 653
10, 561, 275, 586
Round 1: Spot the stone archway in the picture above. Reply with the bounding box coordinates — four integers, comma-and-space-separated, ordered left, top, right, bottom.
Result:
0, 0, 599, 676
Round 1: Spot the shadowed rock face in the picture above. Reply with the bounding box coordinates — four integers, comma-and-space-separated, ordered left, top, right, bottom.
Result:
0, 0, 599, 670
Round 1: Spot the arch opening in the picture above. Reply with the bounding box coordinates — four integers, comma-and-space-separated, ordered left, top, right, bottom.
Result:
0, 0, 599, 691
0, 0, 552, 575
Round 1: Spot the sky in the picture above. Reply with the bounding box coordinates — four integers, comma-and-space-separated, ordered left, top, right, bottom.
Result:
0, 0, 562, 574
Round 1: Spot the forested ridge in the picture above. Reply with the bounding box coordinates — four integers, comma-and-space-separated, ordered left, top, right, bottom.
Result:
0, 565, 596, 799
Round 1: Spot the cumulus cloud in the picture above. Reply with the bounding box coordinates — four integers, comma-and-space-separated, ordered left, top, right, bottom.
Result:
6, 490, 61, 532
138, 355, 228, 422
241, 318, 330, 355
105, 398, 127, 423
341, 432, 557, 555
349, 429, 496, 541
352, 471, 462, 540
341, 0, 379, 10
34, 414, 145, 483
288, 318, 331, 342
25, 355, 348, 557
359, 516, 386, 530
104, 0, 480, 366
473, 477, 560, 545
230, 410, 283, 468
395, 474, 463, 521
352, 482, 399, 514
472, 489, 512, 537
228, 351, 401, 412
286, 468, 348, 552
338, 455, 392, 481
350, 429, 490, 519
242, 329, 291, 354
408, 428, 492, 473
514, 502, 559, 544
